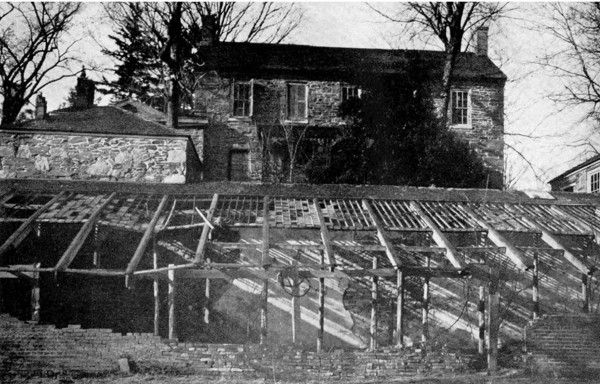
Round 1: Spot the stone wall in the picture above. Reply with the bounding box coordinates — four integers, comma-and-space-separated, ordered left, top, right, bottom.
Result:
196, 72, 505, 184
0, 131, 201, 184
0, 313, 473, 379
525, 315, 600, 377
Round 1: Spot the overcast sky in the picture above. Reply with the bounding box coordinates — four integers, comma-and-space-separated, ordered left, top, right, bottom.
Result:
42, 2, 600, 191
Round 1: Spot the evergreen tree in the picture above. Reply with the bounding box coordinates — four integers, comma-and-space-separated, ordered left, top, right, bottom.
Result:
307, 68, 500, 189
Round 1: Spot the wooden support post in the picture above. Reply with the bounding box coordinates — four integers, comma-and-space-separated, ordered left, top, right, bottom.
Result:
478, 286, 485, 355
422, 254, 430, 343
153, 241, 160, 336
93, 224, 100, 267
194, 193, 219, 263
31, 262, 40, 323
291, 258, 300, 344
582, 273, 589, 314
370, 257, 378, 350
168, 264, 176, 340
260, 279, 268, 345
396, 268, 404, 347
532, 252, 539, 319
487, 267, 499, 373
204, 258, 210, 324
317, 251, 325, 353
314, 198, 335, 270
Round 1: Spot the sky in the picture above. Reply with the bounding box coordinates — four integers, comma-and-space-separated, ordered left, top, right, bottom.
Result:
38, 2, 600, 191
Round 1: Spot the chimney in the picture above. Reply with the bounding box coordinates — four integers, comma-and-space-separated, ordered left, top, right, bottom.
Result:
35, 93, 47, 119
476, 27, 489, 57
198, 14, 218, 46
73, 67, 96, 109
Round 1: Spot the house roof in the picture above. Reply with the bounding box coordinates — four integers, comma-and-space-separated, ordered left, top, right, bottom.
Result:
201, 42, 507, 82
9, 105, 184, 137
548, 153, 600, 184
113, 99, 208, 129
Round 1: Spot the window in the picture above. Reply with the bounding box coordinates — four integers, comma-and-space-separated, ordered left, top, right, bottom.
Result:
287, 83, 307, 120
589, 170, 600, 193
232, 81, 252, 117
342, 85, 361, 101
450, 90, 470, 126
228, 150, 250, 181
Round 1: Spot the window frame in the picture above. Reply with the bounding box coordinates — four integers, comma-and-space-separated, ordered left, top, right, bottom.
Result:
341, 85, 361, 102
231, 80, 253, 118
286, 82, 308, 122
588, 169, 600, 193
449, 89, 471, 128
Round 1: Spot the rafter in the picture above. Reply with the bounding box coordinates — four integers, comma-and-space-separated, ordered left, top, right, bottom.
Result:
194, 193, 219, 263
409, 201, 465, 269
55, 193, 116, 272
125, 194, 169, 275
0, 191, 67, 259
363, 199, 402, 269
314, 198, 335, 270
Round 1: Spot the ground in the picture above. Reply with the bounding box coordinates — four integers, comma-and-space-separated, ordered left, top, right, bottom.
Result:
3, 370, 599, 384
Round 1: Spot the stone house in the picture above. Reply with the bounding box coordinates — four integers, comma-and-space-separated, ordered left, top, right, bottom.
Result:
549, 155, 600, 193
0, 71, 203, 183
194, 27, 506, 186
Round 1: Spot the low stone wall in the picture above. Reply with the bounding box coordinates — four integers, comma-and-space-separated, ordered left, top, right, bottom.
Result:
525, 315, 600, 377
0, 131, 195, 183
0, 313, 474, 379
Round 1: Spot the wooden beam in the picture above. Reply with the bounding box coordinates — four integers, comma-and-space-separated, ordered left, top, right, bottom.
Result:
317, 251, 325, 353
125, 195, 169, 276
462, 205, 530, 271
204, 258, 211, 324
396, 268, 404, 347
55, 193, 116, 271
487, 267, 499, 373
478, 285, 485, 355
582, 273, 589, 314
370, 257, 378, 350
0, 191, 67, 259
532, 252, 540, 319
410, 201, 465, 269
422, 254, 430, 343
261, 196, 270, 267
363, 199, 402, 269
194, 193, 219, 263
314, 198, 335, 270
260, 278, 268, 345
168, 264, 176, 340
521, 216, 592, 275
153, 240, 160, 337
30, 262, 40, 323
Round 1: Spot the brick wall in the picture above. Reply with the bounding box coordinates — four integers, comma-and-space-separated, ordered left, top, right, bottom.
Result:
0, 312, 474, 379
0, 132, 197, 184
525, 315, 600, 377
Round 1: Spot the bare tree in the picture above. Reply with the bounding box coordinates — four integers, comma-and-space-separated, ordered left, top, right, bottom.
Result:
0, 2, 81, 126
102, 2, 303, 128
537, 3, 600, 122
370, 2, 509, 126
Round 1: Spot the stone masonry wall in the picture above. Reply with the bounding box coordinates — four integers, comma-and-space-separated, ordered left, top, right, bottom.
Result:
525, 315, 600, 377
0, 313, 474, 379
0, 132, 195, 184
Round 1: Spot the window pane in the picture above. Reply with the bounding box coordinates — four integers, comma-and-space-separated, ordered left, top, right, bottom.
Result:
233, 83, 251, 117
451, 90, 469, 125
288, 84, 307, 119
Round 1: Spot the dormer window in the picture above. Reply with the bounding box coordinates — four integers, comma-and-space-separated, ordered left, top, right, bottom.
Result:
450, 90, 471, 127
287, 83, 307, 121
342, 85, 361, 101
232, 81, 253, 117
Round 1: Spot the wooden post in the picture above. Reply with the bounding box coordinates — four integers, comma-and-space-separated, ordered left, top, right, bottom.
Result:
396, 268, 404, 347
422, 254, 430, 343
291, 258, 300, 344
317, 251, 325, 353
532, 252, 540, 319
260, 279, 268, 345
168, 264, 176, 340
487, 267, 499, 373
204, 258, 210, 324
153, 241, 159, 336
93, 224, 99, 267
478, 286, 485, 355
31, 262, 40, 323
370, 257, 378, 350
582, 273, 589, 314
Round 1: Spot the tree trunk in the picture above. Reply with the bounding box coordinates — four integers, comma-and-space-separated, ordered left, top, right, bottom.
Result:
1, 96, 26, 127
